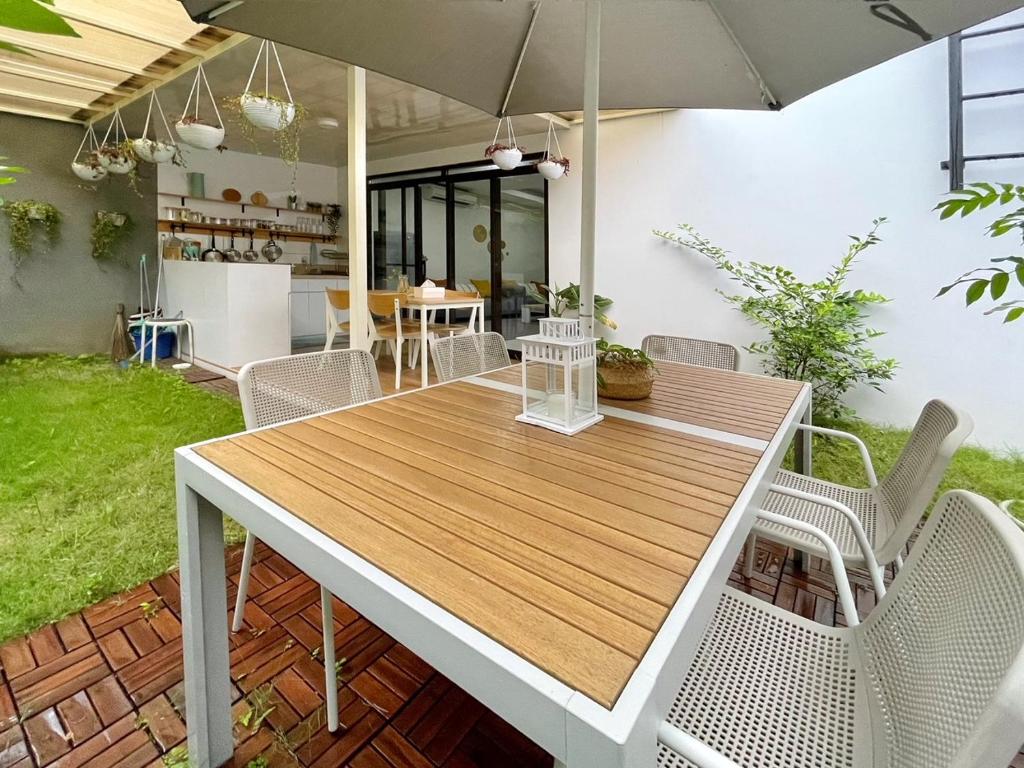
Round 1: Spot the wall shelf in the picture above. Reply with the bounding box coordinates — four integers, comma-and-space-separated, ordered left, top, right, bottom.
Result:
158, 220, 337, 244
157, 191, 340, 218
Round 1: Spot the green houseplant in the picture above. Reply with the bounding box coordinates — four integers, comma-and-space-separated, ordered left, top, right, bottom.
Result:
2, 199, 60, 266
91, 211, 133, 262
655, 219, 897, 419
224, 92, 307, 183
596, 338, 658, 400
527, 282, 618, 329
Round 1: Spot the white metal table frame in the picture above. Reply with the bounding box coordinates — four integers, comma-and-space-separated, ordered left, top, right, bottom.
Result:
175, 372, 810, 768
407, 296, 486, 388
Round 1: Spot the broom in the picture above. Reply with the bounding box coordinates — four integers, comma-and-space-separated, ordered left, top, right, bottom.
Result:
111, 303, 134, 363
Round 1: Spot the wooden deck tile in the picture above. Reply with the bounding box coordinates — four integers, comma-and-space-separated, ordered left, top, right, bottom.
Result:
0, 532, 1020, 767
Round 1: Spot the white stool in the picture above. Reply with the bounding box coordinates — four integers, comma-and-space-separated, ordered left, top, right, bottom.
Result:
139, 318, 195, 367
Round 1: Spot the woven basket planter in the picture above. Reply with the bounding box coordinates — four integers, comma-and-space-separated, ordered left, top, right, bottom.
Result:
597, 363, 655, 400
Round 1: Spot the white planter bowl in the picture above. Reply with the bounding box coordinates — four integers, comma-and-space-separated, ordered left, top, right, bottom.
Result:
241, 94, 295, 131
71, 162, 107, 181
99, 153, 136, 175
133, 138, 177, 164
537, 159, 566, 180
175, 120, 225, 150
490, 147, 522, 171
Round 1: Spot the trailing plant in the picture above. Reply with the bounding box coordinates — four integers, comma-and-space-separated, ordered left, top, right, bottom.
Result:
223, 92, 307, 183
595, 338, 656, 388
527, 282, 617, 329
934, 182, 1024, 323
484, 142, 524, 158
655, 219, 897, 419
1, 199, 60, 266
0, 157, 27, 204
90, 212, 133, 263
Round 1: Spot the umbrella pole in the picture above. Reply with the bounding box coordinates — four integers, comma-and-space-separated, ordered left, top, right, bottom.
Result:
579, 0, 601, 338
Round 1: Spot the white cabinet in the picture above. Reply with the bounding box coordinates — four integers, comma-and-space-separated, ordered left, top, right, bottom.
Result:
290, 277, 348, 340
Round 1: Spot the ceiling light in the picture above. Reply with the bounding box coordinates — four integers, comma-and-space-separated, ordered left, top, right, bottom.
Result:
316, 117, 339, 130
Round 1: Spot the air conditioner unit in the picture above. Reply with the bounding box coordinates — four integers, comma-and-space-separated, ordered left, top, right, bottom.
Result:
424, 184, 477, 207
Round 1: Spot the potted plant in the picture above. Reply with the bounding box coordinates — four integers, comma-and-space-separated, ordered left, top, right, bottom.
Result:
91, 211, 132, 262
97, 143, 135, 174
241, 92, 296, 130
485, 116, 523, 171
175, 63, 226, 150
72, 150, 106, 181
133, 91, 182, 164
537, 119, 570, 180
596, 339, 658, 400
2, 199, 60, 266
527, 281, 617, 329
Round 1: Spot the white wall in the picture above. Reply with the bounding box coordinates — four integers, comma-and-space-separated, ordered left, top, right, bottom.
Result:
157, 147, 340, 264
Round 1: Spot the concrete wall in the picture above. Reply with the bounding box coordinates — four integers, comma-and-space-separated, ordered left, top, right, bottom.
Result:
0, 114, 156, 356
352, 15, 1024, 451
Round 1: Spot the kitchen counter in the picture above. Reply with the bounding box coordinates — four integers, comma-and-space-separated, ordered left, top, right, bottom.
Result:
161, 260, 291, 374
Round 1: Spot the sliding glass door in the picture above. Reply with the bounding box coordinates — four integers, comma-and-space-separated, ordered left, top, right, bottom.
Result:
368, 158, 549, 348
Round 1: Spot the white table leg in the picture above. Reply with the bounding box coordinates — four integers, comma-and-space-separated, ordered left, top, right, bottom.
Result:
151, 324, 158, 368
477, 301, 485, 334
178, 484, 233, 768
420, 308, 429, 388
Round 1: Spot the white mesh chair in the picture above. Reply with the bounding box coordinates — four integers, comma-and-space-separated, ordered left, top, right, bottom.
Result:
233, 349, 382, 732
747, 399, 973, 598
641, 334, 739, 370
429, 331, 510, 383
658, 490, 1024, 768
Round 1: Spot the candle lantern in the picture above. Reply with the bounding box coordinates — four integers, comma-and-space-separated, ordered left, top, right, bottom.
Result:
515, 318, 603, 435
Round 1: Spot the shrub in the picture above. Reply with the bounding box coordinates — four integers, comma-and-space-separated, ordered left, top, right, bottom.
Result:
654, 219, 897, 419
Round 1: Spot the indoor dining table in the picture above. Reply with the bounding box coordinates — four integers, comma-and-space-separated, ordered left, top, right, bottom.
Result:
405, 292, 486, 387
175, 361, 809, 767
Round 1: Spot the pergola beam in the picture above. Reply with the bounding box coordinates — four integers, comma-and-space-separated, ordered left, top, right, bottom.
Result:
88, 33, 250, 125
0, 86, 99, 110
0, 104, 82, 123
54, 8, 208, 56
0, 37, 157, 76
0, 61, 129, 94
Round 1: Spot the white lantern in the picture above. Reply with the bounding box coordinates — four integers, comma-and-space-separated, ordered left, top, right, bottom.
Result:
515, 318, 603, 435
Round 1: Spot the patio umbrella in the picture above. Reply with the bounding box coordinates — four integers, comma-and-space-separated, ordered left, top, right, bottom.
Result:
181, 0, 1024, 333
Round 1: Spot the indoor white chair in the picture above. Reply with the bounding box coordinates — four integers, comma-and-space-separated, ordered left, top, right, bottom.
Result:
322, 287, 350, 352
641, 334, 739, 371
430, 331, 510, 382
657, 490, 1024, 768
366, 291, 428, 389
408, 288, 482, 371
747, 399, 973, 599
233, 348, 382, 732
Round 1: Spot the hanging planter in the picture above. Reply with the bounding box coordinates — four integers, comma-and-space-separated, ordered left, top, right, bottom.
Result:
70, 125, 107, 182
537, 119, 570, 180
239, 40, 298, 130
133, 91, 182, 164
485, 116, 524, 170
175, 63, 226, 150
97, 111, 136, 175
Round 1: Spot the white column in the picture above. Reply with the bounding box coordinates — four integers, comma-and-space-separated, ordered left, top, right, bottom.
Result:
579, 0, 601, 338
347, 65, 369, 350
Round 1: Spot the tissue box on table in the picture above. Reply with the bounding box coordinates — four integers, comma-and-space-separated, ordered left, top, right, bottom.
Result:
413, 280, 445, 299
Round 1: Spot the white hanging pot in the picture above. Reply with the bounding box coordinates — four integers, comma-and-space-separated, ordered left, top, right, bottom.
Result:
176, 63, 226, 150
490, 147, 522, 170
133, 138, 176, 164
175, 119, 225, 150
71, 159, 106, 181
537, 159, 566, 180
99, 150, 135, 175
241, 93, 296, 131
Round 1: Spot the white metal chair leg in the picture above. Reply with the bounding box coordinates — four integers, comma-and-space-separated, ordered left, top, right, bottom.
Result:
393, 339, 403, 389
743, 533, 756, 578
321, 586, 339, 732
185, 321, 195, 364
324, 324, 336, 353
231, 531, 257, 633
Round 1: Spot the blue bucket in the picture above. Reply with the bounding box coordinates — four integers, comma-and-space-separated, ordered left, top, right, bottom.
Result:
131, 327, 175, 360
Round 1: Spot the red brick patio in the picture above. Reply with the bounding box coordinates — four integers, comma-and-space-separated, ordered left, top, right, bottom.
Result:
1, 538, 1021, 768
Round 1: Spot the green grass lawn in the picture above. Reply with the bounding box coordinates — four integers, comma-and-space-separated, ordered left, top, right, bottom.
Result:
0, 356, 245, 643
0, 356, 1021, 644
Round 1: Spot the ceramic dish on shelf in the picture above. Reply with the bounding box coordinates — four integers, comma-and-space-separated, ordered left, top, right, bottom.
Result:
222, 188, 242, 202
250, 191, 269, 206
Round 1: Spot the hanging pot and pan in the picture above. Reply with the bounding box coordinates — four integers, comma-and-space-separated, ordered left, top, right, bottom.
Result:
242, 234, 259, 262
202, 235, 225, 262
224, 233, 242, 263
262, 238, 283, 263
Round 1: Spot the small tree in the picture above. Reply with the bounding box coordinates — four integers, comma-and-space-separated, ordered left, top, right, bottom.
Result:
934, 183, 1024, 323
654, 219, 897, 419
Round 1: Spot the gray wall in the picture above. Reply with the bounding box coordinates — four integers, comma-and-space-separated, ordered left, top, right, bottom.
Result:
0, 114, 156, 356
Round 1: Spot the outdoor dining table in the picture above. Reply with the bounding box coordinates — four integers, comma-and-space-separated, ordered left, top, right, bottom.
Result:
175, 360, 809, 767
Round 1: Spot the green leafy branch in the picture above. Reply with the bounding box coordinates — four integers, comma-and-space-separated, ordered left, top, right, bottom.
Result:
0, 0, 79, 56
526, 282, 617, 329
934, 183, 1024, 323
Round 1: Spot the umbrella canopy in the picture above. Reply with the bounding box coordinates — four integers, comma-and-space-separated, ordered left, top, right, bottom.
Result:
182, 0, 1021, 115
180, 0, 1024, 339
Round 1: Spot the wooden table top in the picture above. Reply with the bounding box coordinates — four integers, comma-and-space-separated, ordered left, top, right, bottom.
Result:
195, 363, 804, 709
